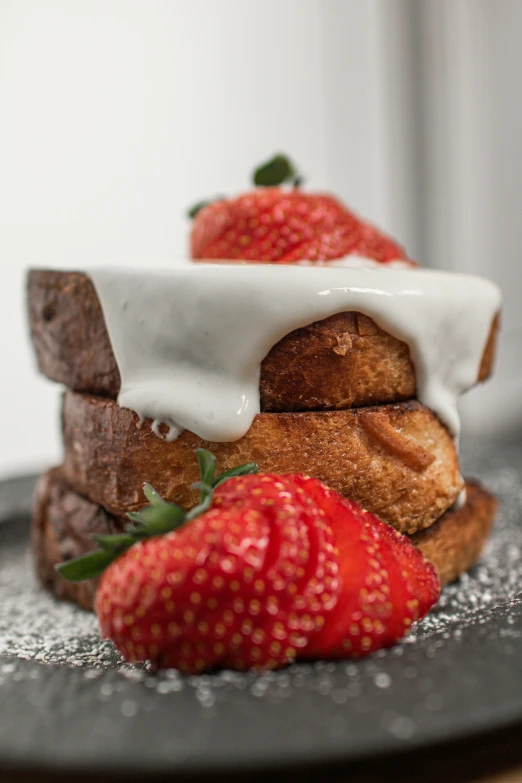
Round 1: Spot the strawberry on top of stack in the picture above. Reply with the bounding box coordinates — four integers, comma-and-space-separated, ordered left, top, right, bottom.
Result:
190, 153, 409, 264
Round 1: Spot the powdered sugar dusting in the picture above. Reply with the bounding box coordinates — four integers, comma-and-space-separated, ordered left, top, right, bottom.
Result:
0, 438, 521, 700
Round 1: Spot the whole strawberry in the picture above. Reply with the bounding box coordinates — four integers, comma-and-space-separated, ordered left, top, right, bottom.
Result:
56, 450, 440, 673
190, 154, 410, 265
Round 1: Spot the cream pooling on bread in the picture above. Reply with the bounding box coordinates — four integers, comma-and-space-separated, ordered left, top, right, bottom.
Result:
88, 259, 501, 443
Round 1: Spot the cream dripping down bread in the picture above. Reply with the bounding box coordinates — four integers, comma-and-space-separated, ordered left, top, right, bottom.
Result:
28, 260, 500, 575
28, 268, 498, 413
26, 155, 502, 670
30, 263, 499, 441
29, 259, 500, 533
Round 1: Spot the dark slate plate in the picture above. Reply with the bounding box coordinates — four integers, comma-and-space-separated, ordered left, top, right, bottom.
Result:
1, 438, 522, 780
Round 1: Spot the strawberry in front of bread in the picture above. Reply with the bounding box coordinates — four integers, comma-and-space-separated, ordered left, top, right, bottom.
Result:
190, 153, 411, 265
292, 477, 440, 657
96, 472, 339, 673
56, 450, 440, 673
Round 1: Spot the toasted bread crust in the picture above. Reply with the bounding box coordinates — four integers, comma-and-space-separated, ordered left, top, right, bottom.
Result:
259, 311, 416, 410
28, 270, 499, 412
32, 470, 496, 611
62, 392, 463, 534
28, 270, 121, 398
32, 467, 121, 610
412, 480, 496, 586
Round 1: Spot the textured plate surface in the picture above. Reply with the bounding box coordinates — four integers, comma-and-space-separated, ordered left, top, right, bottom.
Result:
1, 437, 522, 778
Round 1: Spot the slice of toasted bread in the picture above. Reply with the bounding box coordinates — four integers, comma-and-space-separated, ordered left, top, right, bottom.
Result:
62, 392, 463, 534
32, 467, 121, 611
412, 480, 496, 586
32, 469, 496, 611
27, 270, 498, 412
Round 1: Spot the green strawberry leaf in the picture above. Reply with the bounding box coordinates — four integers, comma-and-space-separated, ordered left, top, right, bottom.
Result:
131, 502, 186, 535
253, 154, 302, 188
213, 462, 258, 488
56, 549, 116, 582
91, 533, 137, 553
126, 512, 148, 529
187, 195, 226, 219
196, 449, 216, 488
185, 495, 212, 522
143, 483, 168, 507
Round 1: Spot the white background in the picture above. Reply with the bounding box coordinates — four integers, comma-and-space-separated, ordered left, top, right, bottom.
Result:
0, 0, 520, 478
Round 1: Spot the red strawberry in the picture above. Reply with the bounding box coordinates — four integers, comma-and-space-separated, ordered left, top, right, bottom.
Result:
291, 476, 440, 658
376, 520, 441, 621
191, 188, 408, 265
57, 450, 439, 674
212, 474, 340, 668
95, 474, 339, 673
189, 153, 410, 265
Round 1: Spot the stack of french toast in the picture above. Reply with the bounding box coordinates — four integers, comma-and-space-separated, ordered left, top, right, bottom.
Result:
28, 265, 498, 612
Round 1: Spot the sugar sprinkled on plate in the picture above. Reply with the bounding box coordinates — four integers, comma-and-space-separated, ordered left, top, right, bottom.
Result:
0, 440, 521, 716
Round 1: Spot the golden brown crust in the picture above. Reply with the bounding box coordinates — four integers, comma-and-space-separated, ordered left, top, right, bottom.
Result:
260, 311, 416, 410
28, 270, 499, 412
32, 471, 496, 611
32, 467, 121, 610
62, 392, 463, 534
412, 480, 496, 586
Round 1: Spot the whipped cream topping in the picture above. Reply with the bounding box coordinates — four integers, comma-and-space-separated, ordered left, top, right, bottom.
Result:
89, 261, 501, 443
